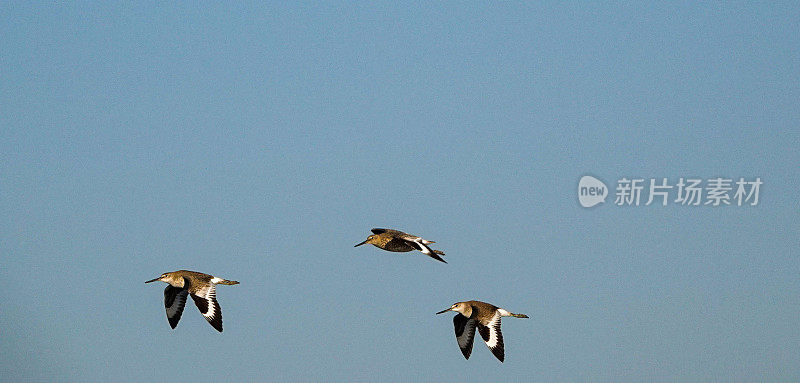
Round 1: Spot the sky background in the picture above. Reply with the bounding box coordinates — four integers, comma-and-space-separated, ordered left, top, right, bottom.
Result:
2, 2, 799, 382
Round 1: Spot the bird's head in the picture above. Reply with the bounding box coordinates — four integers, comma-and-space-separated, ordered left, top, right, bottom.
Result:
145, 273, 168, 284
436, 302, 471, 316
354, 234, 379, 247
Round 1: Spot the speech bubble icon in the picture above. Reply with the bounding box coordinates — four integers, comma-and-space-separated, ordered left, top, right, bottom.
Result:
578, 175, 608, 207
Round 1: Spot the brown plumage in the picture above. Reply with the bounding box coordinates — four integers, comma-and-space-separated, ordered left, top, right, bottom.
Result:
354, 228, 446, 263
436, 300, 529, 362
145, 270, 239, 332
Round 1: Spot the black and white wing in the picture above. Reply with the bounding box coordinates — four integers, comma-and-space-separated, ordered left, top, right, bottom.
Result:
453, 314, 477, 359
190, 283, 223, 332
477, 312, 505, 362
405, 238, 447, 263
163, 285, 188, 329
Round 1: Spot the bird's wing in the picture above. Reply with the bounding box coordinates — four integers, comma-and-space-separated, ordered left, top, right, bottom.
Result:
190, 283, 222, 332
163, 285, 188, 329
404, 238, 447, 263
453, 314, 477, 360
477, 311, 505, 362
371, 228, 399, 235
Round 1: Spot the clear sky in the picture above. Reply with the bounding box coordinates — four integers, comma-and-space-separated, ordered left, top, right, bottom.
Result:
2, 3, 798, 382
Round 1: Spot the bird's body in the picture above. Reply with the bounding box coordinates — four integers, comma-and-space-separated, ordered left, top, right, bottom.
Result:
355, 228, 446, 263
145, 270, 239, 332
436, 300, 529, 362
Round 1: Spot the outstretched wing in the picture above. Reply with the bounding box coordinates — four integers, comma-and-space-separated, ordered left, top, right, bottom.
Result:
405, 239, 447, 263
477, 312, 505, 362
453, 314, 477, 359
163, 285, 188, 329
190, 283, 223, 332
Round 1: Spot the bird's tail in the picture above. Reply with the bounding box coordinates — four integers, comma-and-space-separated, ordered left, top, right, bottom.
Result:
498, 309, 529, 318
212, 277, 240, 285
433, 250, 445, 256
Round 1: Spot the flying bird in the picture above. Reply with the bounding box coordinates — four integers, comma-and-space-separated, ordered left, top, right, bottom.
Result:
436, 300, 529, 362
354, 228, 446, 263
145, 270, 239, 332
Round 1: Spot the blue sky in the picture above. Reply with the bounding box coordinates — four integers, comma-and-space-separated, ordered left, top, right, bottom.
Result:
1, 2, 798, 382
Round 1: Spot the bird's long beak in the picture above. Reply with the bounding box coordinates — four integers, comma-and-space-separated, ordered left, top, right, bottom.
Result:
435, 308, 452, 315
354, 240, 368, 247
144, 277, 161, 283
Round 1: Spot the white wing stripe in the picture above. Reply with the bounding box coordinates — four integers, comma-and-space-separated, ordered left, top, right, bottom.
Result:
485, 313, 502, 349
413, 239, 433, 254
203, 284, 218, 320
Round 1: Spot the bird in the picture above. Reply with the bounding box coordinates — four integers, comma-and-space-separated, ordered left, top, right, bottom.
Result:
145, 270, 239, 332
436, 300, 529, 362
354, 228, 446, 263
